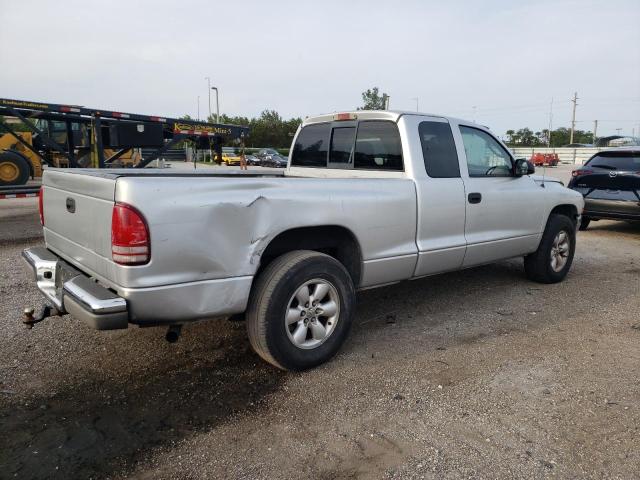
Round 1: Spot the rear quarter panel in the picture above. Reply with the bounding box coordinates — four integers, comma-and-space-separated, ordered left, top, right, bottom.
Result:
113, 176, 418, 289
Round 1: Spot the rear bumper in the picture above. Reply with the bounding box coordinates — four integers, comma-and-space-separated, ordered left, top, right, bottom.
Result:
22, 247, 129, 330
583, 198, 640, 220
22, 247, 253, 330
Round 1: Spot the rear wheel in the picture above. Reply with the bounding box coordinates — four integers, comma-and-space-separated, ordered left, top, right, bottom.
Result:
0, 151, 30, 186
246, 250, 355, 371
578, 217, 591, 231
524, 214, 576, 284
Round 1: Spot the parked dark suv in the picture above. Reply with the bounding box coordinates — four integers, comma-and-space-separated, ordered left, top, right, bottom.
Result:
568, 147, 640, 230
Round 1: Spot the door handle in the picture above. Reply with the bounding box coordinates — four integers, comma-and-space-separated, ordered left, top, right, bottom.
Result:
468, 192, 482, 204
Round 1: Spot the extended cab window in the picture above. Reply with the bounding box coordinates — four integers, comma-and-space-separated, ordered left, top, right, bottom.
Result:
291, 123, 330, 167
354, 121, 403, 171
460, 126, 513, 177
419, 121, 460, 178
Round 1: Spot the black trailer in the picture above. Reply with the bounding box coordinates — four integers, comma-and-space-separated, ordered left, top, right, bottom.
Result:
0, 97, 249, 185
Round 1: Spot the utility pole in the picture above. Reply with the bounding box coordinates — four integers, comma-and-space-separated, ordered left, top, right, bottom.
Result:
411, 97, 419, 112
472, 106, 477, 123
593, 119, 598, 145
197, 96, 200, 121
569, 92, 578, 144
205, 77, 212, 120
211, 87, 219, 123
548, 97, 554, 146
382, 94, 390, 110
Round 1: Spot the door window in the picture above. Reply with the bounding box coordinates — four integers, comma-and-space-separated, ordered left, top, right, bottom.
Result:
460, 126, 513, 177
419, 121, 460, 178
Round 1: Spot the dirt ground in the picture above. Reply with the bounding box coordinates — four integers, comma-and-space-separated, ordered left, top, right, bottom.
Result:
0, 174, 639, 479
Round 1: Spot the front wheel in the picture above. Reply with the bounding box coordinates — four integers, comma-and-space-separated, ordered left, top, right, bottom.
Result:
246, 250, 355, 371
524, 214, 576, 284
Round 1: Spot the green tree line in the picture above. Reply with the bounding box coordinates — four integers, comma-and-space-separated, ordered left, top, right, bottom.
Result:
504, 127, 594, 147
199, 110, 302, 149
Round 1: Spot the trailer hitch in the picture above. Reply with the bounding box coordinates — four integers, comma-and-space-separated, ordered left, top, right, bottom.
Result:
22, 304, 62, 329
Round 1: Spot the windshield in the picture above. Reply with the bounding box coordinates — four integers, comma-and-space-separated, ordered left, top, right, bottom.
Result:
586, 152, 640, 170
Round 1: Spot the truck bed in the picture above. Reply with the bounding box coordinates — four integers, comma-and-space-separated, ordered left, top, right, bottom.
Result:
41, 167, 418, 324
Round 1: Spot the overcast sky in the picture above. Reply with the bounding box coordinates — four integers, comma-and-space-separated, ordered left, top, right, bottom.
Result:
1, 0, 639, 137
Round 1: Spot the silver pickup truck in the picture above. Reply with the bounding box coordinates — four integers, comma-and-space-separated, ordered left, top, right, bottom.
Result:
23, 110, 584, 370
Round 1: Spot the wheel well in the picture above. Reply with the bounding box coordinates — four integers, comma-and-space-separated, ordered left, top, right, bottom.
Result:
258, 226, 362, 286
550, 204, 579, 224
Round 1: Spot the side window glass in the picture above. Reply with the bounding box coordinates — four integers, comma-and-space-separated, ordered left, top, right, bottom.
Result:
419, 121, 460, 178
460, 126, 513, 177
329, 127, 355, 166
354, 121, 403, 171
291, 123, 330, 167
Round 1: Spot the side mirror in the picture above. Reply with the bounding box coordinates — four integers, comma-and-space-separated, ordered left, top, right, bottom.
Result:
514, 158, 535, 176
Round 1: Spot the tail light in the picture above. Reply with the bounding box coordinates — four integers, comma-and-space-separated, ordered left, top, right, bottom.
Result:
572, 169, 592, 177
333, 113, 357, 121
111, 203, 150, 265
38, 186, 44, 225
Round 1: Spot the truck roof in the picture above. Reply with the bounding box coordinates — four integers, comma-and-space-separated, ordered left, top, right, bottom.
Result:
302, 110, 470, 126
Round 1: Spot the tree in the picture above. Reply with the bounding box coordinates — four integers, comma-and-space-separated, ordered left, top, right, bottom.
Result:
359, 87, 388, 110
505, 129, 516, 144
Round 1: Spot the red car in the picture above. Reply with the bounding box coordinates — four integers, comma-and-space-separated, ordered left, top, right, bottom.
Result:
531, 153, 559, 167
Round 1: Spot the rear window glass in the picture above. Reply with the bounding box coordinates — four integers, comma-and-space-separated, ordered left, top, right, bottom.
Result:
419, 121, 460, 178
586, 152, 640, 171
354, 121, 403, 171
291, 123, 330, 167
329, 127, 355, 165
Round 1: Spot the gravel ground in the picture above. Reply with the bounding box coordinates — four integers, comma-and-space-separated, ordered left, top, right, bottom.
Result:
0, 176, 638, 479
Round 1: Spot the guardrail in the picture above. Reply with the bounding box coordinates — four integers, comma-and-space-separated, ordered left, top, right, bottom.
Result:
0, 185, 40, 199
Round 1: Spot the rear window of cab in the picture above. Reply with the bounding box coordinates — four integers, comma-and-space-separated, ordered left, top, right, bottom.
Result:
291, 120, 403, 171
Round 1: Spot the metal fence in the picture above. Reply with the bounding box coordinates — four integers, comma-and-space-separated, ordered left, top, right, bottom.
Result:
510, 147, 607, 165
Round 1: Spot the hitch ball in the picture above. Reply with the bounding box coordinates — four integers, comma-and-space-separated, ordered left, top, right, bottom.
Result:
23, 308, 36, 329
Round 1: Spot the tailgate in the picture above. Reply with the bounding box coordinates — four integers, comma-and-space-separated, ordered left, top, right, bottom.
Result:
576, 171, 639, 191
42, 170, 116, 280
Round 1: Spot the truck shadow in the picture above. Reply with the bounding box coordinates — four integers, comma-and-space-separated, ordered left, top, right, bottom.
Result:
0, 320, 285, 480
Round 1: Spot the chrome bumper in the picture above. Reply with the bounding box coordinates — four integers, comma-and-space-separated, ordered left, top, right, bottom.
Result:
22, 247, 129, 330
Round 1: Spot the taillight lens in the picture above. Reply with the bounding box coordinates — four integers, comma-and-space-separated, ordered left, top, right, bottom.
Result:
38, 186, 44, 225
572, 169, 592, 177
111, 203, 150, 265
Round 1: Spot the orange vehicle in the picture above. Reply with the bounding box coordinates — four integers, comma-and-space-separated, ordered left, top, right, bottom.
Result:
530, 153, 559, 167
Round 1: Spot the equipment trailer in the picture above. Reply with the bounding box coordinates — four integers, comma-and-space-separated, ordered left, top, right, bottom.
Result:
0, 98, 249, 186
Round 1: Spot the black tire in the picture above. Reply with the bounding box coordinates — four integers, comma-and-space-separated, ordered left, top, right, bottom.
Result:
0, 151, 30, 186
524, 214, 576, 284
246, 250, 355, 371
578, 217, 590, 231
